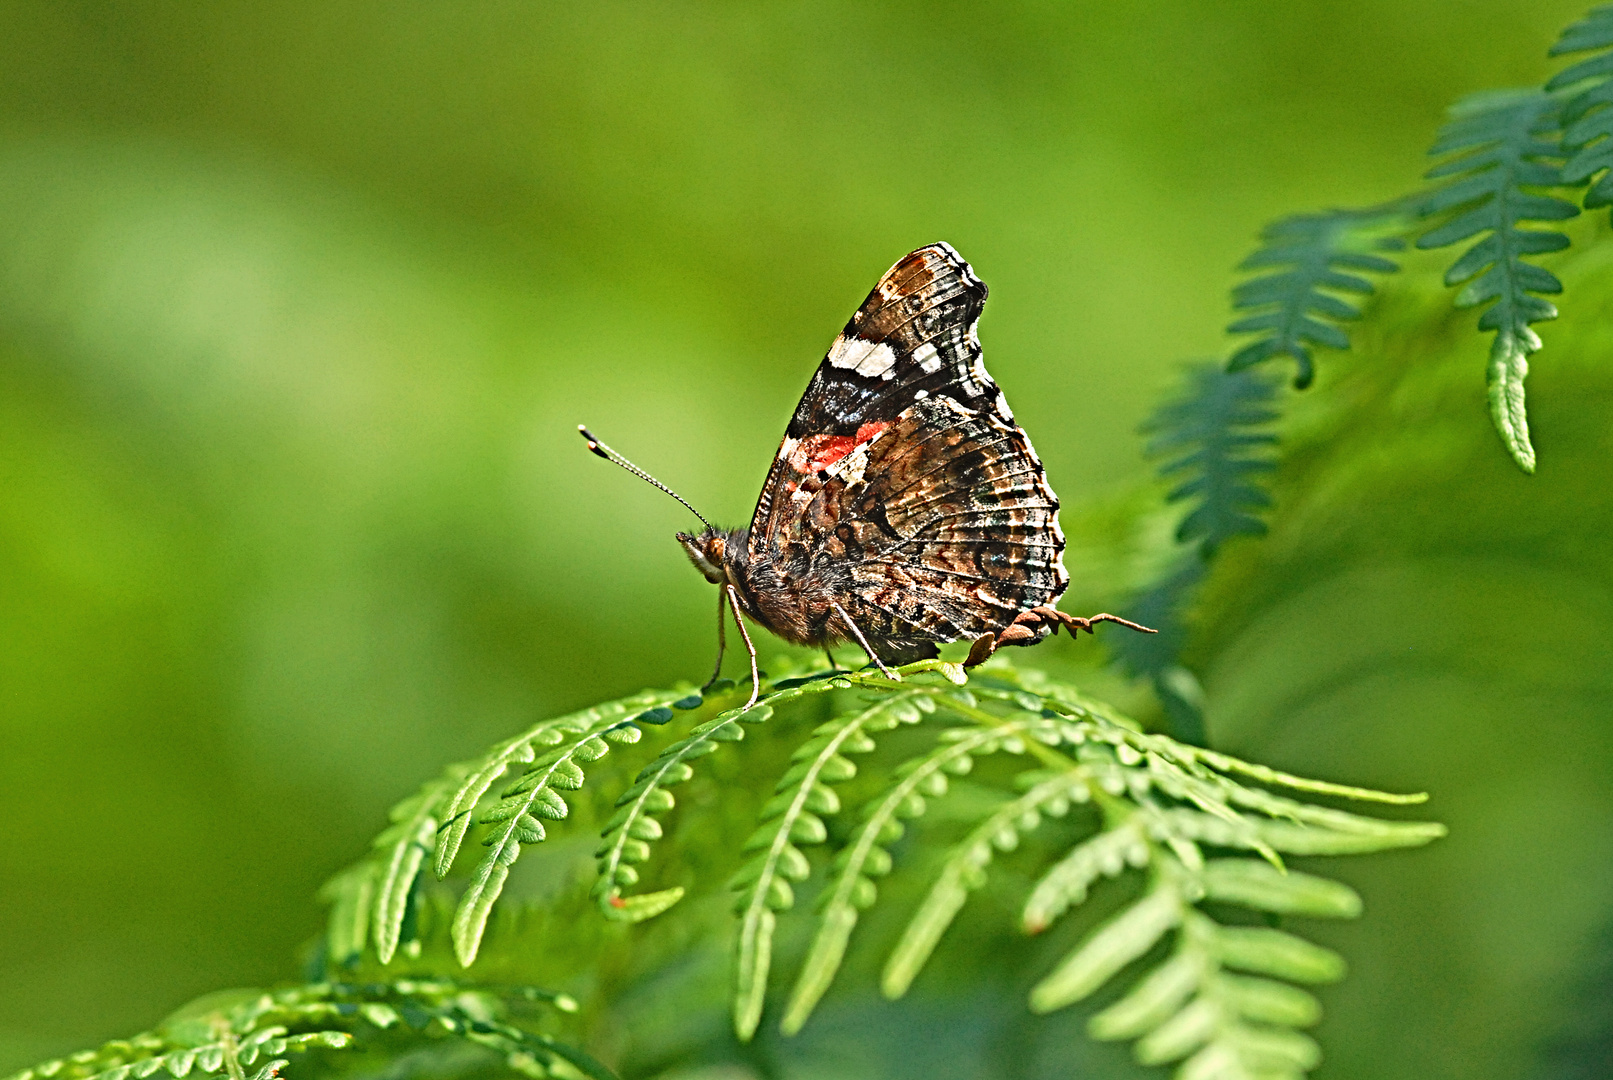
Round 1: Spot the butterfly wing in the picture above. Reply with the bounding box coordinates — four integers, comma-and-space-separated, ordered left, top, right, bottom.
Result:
743, 243, 1067, 657
751, 243, 1009, 544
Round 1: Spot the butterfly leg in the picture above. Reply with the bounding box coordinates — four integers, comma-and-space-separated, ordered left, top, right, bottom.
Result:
830, 600, 900, 681
701, 587, 729, 692
965, 607, 1156, 667
823, 645, 839, 671
727, 584, 761, 707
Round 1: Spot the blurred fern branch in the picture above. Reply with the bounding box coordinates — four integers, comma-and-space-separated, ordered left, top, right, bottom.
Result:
1415, 88, 1580, 473
1112, 364, 1280, 743
3, 981, 609, 1080
1227, 208, 1404, 390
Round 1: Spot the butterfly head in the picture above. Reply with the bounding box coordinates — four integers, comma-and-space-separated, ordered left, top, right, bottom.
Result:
677, 526, 737, 585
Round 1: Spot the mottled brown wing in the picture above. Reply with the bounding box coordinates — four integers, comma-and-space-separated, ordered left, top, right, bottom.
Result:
765, 395, 1068, 658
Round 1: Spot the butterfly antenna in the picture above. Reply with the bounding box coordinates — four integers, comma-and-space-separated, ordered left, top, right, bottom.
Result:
578, 425, 714, 530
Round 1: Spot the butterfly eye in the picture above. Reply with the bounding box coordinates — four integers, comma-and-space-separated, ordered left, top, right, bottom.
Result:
679, 532, 726, 585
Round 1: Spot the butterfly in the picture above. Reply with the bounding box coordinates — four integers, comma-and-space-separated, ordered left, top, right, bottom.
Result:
582, 243, 1151, 704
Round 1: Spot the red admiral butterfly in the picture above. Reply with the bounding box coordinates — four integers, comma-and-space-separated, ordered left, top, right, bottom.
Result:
582, 243, 1151, 704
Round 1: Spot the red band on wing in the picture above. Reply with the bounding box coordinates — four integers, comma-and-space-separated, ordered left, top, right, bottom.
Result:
787, 422, 890, 475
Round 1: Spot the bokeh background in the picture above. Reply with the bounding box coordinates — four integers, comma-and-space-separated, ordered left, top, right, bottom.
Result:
3, 2, 1609, 1079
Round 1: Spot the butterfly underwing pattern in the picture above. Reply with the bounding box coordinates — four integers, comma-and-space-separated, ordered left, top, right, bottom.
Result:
584, 242, 1151, 703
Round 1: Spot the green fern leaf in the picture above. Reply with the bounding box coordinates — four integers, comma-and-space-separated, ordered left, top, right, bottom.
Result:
1113, 365, 1280, 742
1016, 740, 1437, 1079
1549, 6, 1613, 213
380, 688, 690, 966
453, 723, 631, 963
1145, 366, 1280, 557
1030, 882, 1183, 1014
436, 689, 680, 879
780, 706, 1045, 1035
731, 693, 925, 1040
3, 980, 608, 1080
594, 658, 965, 926
1022, 821, 1149, 933
373, 783, 451, 964
1416, 87, 1581, 472
881, 769, 1091, 999
1227, 209, 1404, 389
593, 703, 770, 922
317, 860, 377, 966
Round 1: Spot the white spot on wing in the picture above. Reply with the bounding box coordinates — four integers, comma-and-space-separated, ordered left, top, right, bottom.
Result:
913, 342, 942, 373
995, 391, 1014, 420
913, 388, 929, 399
827, 334, 898, 379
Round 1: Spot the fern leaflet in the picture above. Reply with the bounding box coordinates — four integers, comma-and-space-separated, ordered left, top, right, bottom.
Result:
1416, 87, 1581, 473
593, 702, 769, 923
1549, 5, 1613, 217
1146, 365, 1280, 558
692, 658, 1444, 1080
729, 691, 928, 1040
780, 702, 1048, 1034
1112, 365, 1279, 743
324, 656, 1439, 1079
880, 768, 1090, 999
1227, 208, 1403, 389
322, 686, 692, 966
593, 660, 969, 925
2, 980, 608, 1080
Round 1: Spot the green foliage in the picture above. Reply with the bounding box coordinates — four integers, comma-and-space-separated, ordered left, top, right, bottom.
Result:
1227, 209, 1404, 390
1, 981, 607, 1080
724, 660, 1435, 1075
1112, 2, 1613, 744
728, 691, 930, 1039
1550, 5, 1613, 217
321, 689, 690, 968
316, 655, 1440, 1079
1112, 365, 1281, 743
594, 694, 769, 924
1146, 366, 1281, 560
1415, 88, 1581, 474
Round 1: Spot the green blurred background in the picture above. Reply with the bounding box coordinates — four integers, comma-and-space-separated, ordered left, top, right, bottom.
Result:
2, 2, 1609, 1078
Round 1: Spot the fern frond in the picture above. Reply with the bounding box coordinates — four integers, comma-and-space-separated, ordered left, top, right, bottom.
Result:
1549, 6, 1613, 215
880, 768, 1090, 999
324, 686, 692, 967
1112, 365, 1280, 742
2, 980, 606, 1080
1007, 708, 1439, 1079
328, 657, 1437, 1078
1416, 87, 1581, 473
729, 691, 929, 1040
1227, 209, 1404, 389
676, 659, 1443, 1080
593, 701, 772, 923
593, 660, 970, 925
1145, 365, 1280, 558
780, 704, 1051, 1034
1033, 858, 1348, 1077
